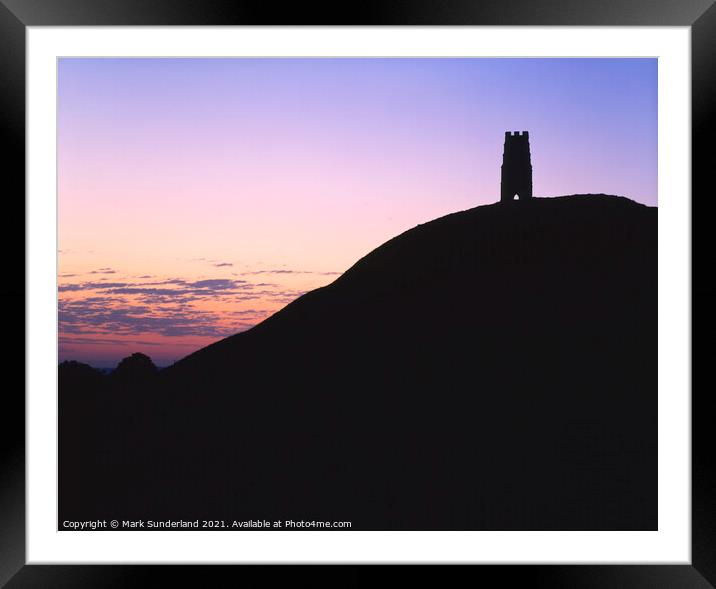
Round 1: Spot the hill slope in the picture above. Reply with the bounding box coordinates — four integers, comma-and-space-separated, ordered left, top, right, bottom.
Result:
60, 195, 657, 530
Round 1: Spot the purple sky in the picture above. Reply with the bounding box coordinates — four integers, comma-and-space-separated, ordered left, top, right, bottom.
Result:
58, 58, 657, 367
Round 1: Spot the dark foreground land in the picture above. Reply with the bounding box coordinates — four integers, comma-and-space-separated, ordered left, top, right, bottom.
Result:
60, 195, 657, 530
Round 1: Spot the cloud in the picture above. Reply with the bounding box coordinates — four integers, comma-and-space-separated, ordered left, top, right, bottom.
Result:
59, 282, 129, 292
59, 297, 235, 338
59, 335, 181, 347
243, 269, 300, 275
58, 267, 337, 345
57, 277, 251, 297
213, 262, 233, 267
189, 278, 244, 289
104, 287, 188, 296
89, 267, 116, 275
240, 269, 342, 276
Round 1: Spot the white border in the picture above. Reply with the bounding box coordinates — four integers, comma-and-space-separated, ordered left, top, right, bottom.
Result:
27, 26, 691, 563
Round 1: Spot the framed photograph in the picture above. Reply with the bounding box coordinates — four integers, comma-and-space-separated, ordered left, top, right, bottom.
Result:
4, 1, 711, 586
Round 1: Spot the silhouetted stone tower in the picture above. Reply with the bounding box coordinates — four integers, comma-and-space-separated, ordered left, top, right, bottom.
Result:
500, 131, 533, 202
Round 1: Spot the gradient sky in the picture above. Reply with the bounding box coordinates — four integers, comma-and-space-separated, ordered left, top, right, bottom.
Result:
58, 57, 657, 367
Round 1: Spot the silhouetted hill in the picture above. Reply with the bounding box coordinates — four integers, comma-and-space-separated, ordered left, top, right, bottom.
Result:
59, 195, 657, 530
112, 352, 158, 384
58, 360, 104, 388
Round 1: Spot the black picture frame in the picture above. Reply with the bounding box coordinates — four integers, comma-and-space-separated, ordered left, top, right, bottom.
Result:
3, 1, 711, 586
